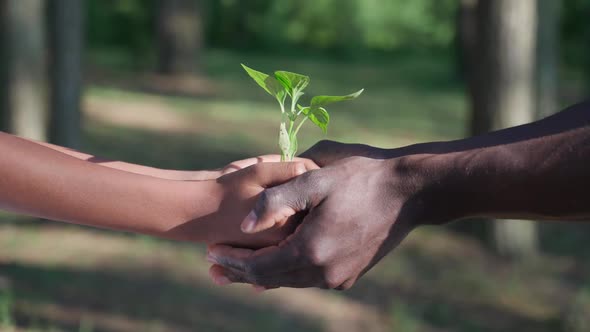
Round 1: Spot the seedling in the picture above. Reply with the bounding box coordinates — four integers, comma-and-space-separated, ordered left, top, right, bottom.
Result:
241, 64, 363, 161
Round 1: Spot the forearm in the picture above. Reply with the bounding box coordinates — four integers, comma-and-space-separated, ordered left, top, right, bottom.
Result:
34, 140, 220, 181
403, 101, 590, 222
0, 132, 210, 235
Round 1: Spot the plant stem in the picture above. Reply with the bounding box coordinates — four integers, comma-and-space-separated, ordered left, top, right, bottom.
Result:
294, 117, 308, 136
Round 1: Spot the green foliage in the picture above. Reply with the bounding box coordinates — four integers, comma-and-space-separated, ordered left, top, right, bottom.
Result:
301, 106, 329, 134
240, 64, 286, 104
242, 64, 362, 160
0, 287, 13, 328
206, 0, 458, 52
564, 287, 590, 332
86, 0, 155, 59
274, 71, 310, 98
311, 90, 365, 108
85, 0, 590, 85
562, 0, 590, 84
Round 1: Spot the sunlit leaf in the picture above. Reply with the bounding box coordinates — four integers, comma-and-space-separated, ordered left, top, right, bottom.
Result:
274, 71, 310, 96
302, 106, 330, 133
310, 89, 364, 108
242, 64, 286, 102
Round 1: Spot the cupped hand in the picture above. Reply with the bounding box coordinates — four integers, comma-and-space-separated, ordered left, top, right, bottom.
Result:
220, 155, 315, 175
207, 155, 441, 289
185, 155, 312, 181
164, 159, 319, 248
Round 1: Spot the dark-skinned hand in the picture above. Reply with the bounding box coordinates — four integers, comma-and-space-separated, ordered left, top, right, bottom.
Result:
206, 141, 448, 290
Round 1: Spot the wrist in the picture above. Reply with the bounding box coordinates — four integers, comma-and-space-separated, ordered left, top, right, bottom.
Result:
150, 179, 224, 241
386, 150, 466, 226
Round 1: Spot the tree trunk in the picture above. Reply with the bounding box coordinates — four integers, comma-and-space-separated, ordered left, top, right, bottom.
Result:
0, 0, 48, 141
48, 0, 84, 148
156, 0, 202, 76
475, 0, 539, 258
536, 0, 560, 119
0, 0, 9, 132
455, 0, 478, 83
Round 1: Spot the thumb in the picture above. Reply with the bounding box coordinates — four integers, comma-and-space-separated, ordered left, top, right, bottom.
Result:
241, 169, 313, 234
246, 161, 309, 188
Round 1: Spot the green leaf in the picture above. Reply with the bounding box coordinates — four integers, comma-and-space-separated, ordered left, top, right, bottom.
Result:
241, 64, 286, 101
274, 71, 310, 96
302, 106, 330, 134
310, 89, 364, 108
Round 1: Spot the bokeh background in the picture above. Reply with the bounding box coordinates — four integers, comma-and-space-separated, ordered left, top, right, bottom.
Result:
1, 0, 590, 331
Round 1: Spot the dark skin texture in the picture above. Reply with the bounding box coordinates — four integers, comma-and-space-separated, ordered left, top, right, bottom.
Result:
207, 101, 590, 290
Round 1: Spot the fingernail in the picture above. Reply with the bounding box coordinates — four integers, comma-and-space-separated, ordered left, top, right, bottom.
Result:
214, 276, 232, 286
241, 211, 258, 233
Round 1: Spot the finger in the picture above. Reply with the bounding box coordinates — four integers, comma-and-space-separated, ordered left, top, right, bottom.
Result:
247, 162, 306, 188
241, 164, 313, 234
208, 241, 305, 285
207, 244, 255, 272
222, 156, 319, 175
222, 155, 281, 175
210, 236, 327, 288
209, 264, 234, 285
212, 265, 249, 284
213, 262, 323, 288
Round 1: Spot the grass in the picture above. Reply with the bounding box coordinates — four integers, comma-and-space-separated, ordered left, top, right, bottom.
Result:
1, 48, 590, 331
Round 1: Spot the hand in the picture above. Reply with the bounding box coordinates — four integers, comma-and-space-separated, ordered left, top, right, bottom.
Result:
300, 140, 391, 167
163, 160, 319, 248
220, 155, 316, 175
186, 155, 313, 181
207, 154, 450, 289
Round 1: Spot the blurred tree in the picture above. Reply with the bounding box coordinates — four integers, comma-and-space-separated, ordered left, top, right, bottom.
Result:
156, 0, 202, 75
536, 0, 560, 118
468, 0, 539, 258
0, 0, 7, 131
0, 0, 48, 141
48, 0, 84, 148
457, 0, 480, 121
86, 0, 155, 69
562, 0, 590, 88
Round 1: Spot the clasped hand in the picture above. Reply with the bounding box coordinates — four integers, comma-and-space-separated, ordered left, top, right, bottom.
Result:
207, 141, 442, 290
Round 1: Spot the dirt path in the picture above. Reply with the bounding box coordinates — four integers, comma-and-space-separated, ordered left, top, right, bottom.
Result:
0, 223, 386, 332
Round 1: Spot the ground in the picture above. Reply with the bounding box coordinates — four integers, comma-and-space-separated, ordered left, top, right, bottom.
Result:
1, 49, 589, 332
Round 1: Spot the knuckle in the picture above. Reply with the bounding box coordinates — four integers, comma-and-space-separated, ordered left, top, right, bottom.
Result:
294, 169, 320, 191
256, 189, 279, 214
323, 275, 343, 290
302, 243, 328, 267
245, 163, 262, 178
322, 268, 348, 290
301, 169, 330, 189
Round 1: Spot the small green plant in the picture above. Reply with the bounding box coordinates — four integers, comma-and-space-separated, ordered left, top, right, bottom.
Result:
241, 64, 363, 161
